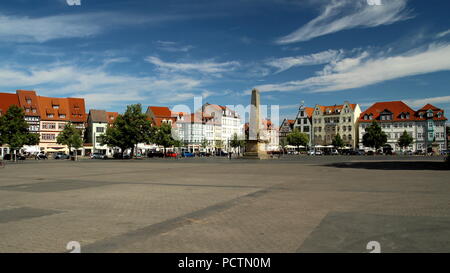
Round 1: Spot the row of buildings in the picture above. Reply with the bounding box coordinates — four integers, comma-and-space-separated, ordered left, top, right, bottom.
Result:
1, 89, 448, 158
0, 90, 278, 158
280, 101, 448, 153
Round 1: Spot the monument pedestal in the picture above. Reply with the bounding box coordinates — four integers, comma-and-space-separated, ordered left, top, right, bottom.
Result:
243, 140, 269, 160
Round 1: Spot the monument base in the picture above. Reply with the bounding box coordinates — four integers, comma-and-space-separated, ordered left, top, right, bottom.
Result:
243, 141, 269, 160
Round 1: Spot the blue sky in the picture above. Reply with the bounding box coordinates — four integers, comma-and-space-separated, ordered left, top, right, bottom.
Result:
0, 0, 450, 122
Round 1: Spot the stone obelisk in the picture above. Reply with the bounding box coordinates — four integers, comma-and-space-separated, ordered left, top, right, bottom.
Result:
243, 88, 269, 159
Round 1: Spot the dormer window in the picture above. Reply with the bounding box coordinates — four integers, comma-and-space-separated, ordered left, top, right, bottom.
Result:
427, 110, 433, 118
25, 108, 30, 113
26, 99, 32, 104
59, 114, 66, 118
437, 112, 443, 118
53, 105, 59, 109
48, 114, 54, 118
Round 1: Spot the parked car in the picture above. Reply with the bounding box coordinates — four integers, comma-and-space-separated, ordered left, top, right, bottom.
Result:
182, 152, 195, 157
199, 151, 212, 157
36, 153, 48, 160
441, 150, 450, 156
216, 151, 228, 156
147, 151, 164, 158
349, 150, 364, 155
165, 152, 178, 158
414, 150, 424, 155
54, 152, 70, 160
113, 153, 130, 159
90, 153, 107, 159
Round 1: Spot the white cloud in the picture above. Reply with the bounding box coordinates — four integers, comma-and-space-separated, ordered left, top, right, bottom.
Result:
0, 12, 187, 43
404, 95, 450, 108
0, 62, 205, 109
255, 43, 450, 93
436, 29, 450, 38
145, 56, 240, 74
276, 0, 412, 44
155, 41, 194, 52
266, 49, 343, 73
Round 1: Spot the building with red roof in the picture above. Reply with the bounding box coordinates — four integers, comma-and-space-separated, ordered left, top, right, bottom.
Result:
358, 101, 447, 153
312, 101, 362, 148
293, 102, 315, 146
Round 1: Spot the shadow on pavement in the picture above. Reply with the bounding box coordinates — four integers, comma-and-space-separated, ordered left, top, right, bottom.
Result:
325, 161, 449, 171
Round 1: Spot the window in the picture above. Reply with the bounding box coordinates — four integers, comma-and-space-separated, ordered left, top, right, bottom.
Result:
96, 136, 102, 142
42, 134, 55, 141
26, 99, 32, 104
348, 134, 352, 140
58, 123, 65, 129
53, 105, 59, 109
59, 114, 66, 118
96, 127, 104, 133
47, 114, 54, 118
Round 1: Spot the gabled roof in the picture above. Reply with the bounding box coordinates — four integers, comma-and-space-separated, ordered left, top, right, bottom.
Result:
68, 98, 87, 123
0, 92, 19, 115
16, 90, 41, 117
37, 96, 70, 121
89, 110, 108, 123
147, 106, 172, 117
416, 104, 447, 121
314, 103, 357, 115
304, 107, 314, 118
106, 112, 119, 125
359, 101, 416, 122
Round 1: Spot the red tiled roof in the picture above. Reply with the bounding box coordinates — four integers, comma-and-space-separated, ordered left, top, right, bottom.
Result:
148, 106, 172, 117
68, 98, 87, 123
316, 103, 357, 115
304, 107, 314, 118
415, 104, 447, 121
359, 101, 416, 122
38, 96, 70, 121
16, 90, 41, 116
0, 92, 19, 115
106, 112, 118, 125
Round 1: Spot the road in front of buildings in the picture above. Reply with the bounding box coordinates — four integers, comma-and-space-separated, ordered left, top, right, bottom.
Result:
0, 155, 448, 252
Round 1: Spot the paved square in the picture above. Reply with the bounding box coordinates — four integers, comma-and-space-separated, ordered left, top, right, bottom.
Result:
0, 156, 448, 253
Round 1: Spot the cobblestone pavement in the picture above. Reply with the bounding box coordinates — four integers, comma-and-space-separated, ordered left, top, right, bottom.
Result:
0, 156, 448, 253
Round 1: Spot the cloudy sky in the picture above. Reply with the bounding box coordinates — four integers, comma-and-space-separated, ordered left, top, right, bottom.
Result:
1, 0, 450, 121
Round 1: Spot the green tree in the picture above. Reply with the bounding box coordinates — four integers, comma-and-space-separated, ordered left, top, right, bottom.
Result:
398, 130, 413, 151
332, 133, 345, 149
100, 104, 152, 157
0, 105, 40, 161
56, 123, 83, 160
287, 129, 309, 152
230, 133, 245, 155
152, 123, 175, 155
362, 121, 388, 150
279, 138, 288, 155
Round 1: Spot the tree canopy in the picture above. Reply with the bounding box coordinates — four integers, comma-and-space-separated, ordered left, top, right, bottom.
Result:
230, 133, 245, 149
332, 133, 345, 148
362, 121, 387, 150
56, 123, 83, 159
100, 104, 152, 156
286, 129, 309, 149
152, 122, 175, 153
0, 105, 40, 154
398, 130, 413, 150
